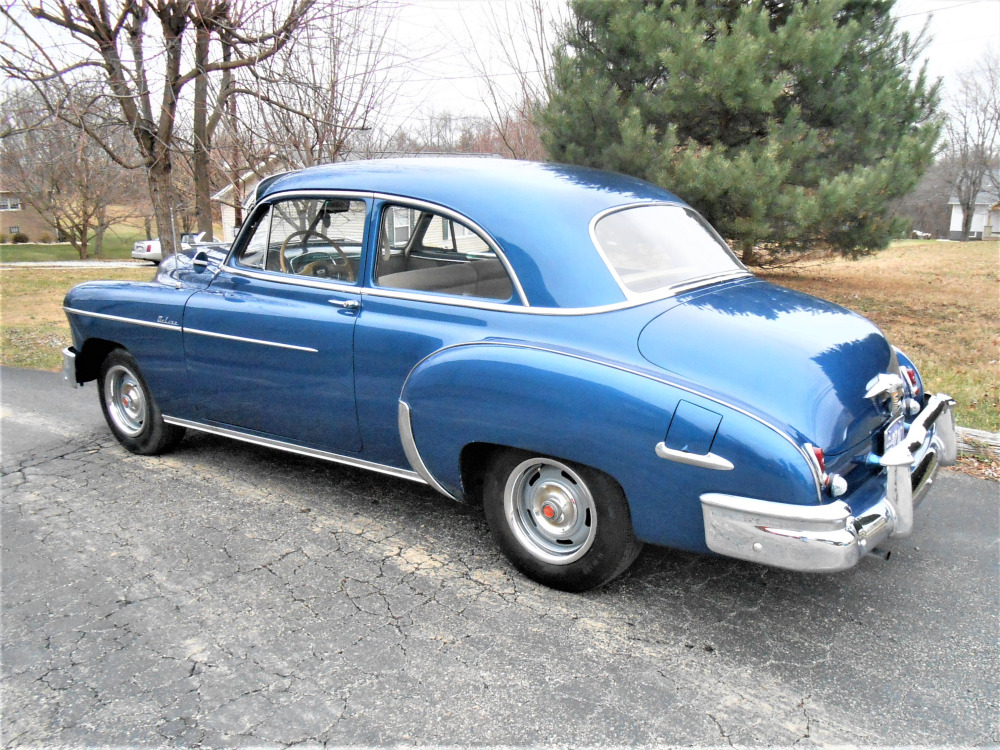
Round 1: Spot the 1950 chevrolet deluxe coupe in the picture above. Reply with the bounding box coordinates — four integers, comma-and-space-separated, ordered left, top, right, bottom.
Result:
63, 158, 957, 591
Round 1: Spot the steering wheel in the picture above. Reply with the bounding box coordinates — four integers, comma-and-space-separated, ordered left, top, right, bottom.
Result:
278, 229, 355, 281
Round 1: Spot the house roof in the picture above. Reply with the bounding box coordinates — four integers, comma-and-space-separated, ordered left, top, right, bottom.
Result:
948, 175, 1000, 206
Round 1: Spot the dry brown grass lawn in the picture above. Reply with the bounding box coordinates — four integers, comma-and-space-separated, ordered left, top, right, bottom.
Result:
1, 267, 154, 371
762, 240, 999, 432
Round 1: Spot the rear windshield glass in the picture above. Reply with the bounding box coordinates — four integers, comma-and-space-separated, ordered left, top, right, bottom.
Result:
593, 205, 744, 294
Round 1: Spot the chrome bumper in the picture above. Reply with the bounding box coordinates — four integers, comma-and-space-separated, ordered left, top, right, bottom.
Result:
62, 346, 81, 388
700, 393, 956, 572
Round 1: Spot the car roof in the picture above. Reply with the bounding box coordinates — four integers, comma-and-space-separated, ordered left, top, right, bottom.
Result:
259, 158, 685, 308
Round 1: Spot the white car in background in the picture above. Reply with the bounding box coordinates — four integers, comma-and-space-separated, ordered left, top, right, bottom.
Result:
132, 232, 205, 264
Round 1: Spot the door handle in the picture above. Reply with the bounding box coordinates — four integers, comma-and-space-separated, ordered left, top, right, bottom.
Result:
328, 299, 360, 310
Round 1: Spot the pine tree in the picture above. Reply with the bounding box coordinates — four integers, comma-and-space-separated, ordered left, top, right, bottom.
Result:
541, 0, 940, 262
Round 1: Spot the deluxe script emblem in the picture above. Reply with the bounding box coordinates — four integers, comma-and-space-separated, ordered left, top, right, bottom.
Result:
157, 315, 179, 326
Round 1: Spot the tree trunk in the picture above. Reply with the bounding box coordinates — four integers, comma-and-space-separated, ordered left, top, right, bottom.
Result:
94, 206, 108, 257
961, 205, 974, 242
740, 241, 757, 266
193, 23, 214, 241
148, 161, 177, 257
144, 216, 152, 241
76, 222, 90, 260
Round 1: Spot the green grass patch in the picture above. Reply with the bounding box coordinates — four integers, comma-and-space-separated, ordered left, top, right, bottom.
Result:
0, 224, 149, 262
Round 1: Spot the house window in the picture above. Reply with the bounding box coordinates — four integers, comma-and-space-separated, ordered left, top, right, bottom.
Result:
0, 198, 8, 211
9, 197, 19, 210
8, 225, 20, 234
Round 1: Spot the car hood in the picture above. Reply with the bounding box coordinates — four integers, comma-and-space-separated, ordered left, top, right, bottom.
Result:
637, 279, 893, 456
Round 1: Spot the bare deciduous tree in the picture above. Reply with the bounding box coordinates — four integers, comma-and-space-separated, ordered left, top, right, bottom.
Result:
942, 51, 1000, 241
1, 91, 142, 258
462, 0, 559, 159
1, 0, 315, 256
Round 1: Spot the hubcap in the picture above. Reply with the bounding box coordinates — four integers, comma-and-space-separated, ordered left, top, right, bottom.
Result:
105, 365, 147, 438
504, 458, 596, 565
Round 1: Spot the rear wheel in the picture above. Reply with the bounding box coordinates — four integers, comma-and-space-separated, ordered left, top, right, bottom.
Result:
98, 349, 184, 455
483, 449, 642, 592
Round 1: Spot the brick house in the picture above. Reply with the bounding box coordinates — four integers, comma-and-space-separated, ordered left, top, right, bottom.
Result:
0, 188, 53, 242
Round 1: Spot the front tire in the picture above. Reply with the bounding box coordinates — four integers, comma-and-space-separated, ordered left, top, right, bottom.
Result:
483, 449, 643, 592
98, 349, 184, 455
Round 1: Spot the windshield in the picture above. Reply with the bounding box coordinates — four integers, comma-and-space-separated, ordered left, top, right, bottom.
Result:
593, 204, 744, 294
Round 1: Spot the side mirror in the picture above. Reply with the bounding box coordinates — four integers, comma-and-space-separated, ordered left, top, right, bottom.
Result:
193, 251, 209, 269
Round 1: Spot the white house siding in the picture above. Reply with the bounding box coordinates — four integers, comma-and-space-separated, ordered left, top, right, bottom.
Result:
949, 204, 991, 240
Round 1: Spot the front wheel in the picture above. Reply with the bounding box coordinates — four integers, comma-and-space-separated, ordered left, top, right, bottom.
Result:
98, 349, 185, 455
483, 449, 643, 592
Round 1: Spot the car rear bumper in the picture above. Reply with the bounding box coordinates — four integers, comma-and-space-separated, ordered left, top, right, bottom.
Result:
699, 393, 956, 572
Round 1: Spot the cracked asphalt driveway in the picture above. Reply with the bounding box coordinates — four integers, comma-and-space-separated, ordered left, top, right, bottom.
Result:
2, 366, 998, 746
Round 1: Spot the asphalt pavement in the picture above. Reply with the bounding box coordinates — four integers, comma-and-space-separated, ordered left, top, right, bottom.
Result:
2, 366, 998, 746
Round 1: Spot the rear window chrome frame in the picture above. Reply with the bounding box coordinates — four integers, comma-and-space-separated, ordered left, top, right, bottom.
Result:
588, 201, 751, 303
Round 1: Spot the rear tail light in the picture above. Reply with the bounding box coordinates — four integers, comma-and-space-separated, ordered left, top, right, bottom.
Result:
812, 445, 826, 473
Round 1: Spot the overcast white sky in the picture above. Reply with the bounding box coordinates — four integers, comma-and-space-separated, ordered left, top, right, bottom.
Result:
391, 0, 999, 120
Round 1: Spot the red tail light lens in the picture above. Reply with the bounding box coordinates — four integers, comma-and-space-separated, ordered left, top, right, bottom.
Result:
902, 366, 919, 393
812, 446, 826, 472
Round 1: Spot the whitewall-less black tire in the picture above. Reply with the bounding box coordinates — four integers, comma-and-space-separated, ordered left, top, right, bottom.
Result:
483, 449, 643, 592
98, 349, 185, 455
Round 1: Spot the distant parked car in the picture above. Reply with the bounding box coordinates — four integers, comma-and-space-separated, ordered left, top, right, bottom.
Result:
65, 158, 956, 591
132, 232, 206, 264
911, 230, 932, 240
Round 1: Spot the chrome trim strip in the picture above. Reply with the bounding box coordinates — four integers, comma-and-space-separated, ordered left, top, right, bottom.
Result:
183, 327, 319, 353
655, 442, 734, 471
587, 202, 752, 303
401, 339, 821, 501
161, 415, 426, 484
397, 401, 458, 501
63, 306, 181, 331
360, 283, 744, 317
227, 264, 362, 293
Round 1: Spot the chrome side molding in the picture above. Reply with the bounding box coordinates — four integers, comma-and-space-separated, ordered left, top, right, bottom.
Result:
397, 401, 458, 501
160, 416, 425, 484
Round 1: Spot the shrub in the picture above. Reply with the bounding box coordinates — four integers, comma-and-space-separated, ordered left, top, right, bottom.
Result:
0, 234, 7, 244
39, 233, 53, 243
11, 232, 29, 244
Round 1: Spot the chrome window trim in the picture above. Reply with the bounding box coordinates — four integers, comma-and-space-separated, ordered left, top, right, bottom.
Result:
63, 307, 181, 331
162, 415, 426, 484
241, 191, 754, 316
402, 340, 822, 502
360, 286, 655, 316
369, 193, 529, 307
183, 327, 319, 353
588, 202, 751, 302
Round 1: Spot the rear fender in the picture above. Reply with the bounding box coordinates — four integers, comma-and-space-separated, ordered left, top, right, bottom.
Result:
399, 342, 819, 551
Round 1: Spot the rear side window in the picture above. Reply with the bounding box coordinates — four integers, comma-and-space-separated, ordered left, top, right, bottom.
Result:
374, 205, 514, 302
593, 205, 743, 294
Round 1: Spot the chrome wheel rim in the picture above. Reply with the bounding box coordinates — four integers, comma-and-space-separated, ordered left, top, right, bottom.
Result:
503, 458, 596, 565
105, 365, 147, 438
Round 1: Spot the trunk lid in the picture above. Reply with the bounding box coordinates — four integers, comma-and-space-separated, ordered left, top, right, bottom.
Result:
637, 279, 894, 456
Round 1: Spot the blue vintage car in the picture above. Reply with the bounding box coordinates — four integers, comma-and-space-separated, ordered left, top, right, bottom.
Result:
62, 158, 956, 591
